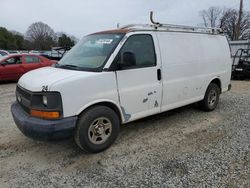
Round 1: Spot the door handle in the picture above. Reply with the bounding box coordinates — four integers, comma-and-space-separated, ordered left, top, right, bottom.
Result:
157, 69, 161, 81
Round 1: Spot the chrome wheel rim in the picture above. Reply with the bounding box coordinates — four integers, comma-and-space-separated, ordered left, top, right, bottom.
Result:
88, 117, 112, 145
208, 90, 217, 107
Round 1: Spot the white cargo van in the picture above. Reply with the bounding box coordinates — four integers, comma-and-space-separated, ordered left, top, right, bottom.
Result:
11, 23, 232, 153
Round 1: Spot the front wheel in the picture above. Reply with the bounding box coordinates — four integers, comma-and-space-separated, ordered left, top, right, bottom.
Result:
199, 83, 220, 112
74, 106, 120, 153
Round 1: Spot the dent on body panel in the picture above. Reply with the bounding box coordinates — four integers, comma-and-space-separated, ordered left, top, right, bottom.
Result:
148, 92, 153, 96
154, 100, 159, 107
143, 98, 148, 103
149, 91, 157, 95
143, 91, 155, 103
143, 90, 159, 107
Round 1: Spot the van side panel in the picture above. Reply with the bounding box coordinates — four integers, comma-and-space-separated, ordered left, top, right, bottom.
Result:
156, 32, 231, 112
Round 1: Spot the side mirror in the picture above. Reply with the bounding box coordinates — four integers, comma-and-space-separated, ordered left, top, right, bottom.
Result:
117, 51, 136, 69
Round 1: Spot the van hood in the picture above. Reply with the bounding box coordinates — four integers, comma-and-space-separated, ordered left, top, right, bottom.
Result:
18, 67, 96, 92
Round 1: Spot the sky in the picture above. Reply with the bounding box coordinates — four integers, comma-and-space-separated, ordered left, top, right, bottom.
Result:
0, 0, 249, 39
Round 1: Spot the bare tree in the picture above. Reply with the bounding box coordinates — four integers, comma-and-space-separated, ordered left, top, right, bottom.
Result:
200, 7, 223, 27
200, 5, 250, 40
220, 9, 250, 40
26, 22, 56, 50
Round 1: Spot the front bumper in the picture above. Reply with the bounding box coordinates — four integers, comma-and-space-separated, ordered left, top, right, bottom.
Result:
11, 102, 77, 141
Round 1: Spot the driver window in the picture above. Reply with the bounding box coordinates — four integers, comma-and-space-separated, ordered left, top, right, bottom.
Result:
4, 56, 22, 65
117, 34, 156, 69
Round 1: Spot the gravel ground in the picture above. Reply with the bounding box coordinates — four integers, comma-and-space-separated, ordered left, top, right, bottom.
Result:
0, 81, 249, 188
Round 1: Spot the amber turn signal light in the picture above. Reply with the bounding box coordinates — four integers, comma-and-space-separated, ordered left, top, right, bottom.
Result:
30, 109, 60, 119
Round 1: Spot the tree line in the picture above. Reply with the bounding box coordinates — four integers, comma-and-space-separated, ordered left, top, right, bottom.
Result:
0, 22, 77, 51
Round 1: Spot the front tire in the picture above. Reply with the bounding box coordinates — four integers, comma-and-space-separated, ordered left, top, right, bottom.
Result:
74, 106, 120, 153
199, 83, 220, 112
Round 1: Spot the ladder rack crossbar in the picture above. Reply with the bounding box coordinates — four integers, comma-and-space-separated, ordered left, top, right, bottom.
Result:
121, 24, 222, 34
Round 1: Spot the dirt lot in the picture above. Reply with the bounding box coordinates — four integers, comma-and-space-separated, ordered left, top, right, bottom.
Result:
0, 81, 249, 187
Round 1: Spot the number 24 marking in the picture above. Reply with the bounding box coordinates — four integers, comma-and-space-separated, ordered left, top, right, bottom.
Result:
42, 85, 48, 92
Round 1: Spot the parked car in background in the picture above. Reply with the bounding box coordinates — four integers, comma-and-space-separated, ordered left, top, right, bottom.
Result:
8, 50, 20, 54
29, 50, 41, 55
40, 47, 71, 61
19, 51, 29, 54
0, 54, 56, 81
0, 50, 9, 56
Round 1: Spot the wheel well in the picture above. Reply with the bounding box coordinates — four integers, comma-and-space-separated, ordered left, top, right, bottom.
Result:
210, 78, 222, 93
81, 102, 122, 122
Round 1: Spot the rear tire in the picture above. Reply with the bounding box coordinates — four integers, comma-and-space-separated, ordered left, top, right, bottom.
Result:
74, 106, 120, 153
199, 83, 220, 112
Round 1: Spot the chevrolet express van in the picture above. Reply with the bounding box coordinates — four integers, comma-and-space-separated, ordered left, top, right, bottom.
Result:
11, 23, 232, 153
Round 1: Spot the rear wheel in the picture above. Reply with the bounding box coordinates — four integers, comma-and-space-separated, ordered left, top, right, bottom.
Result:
199, 83, 220, 112
74, 106, 120, 153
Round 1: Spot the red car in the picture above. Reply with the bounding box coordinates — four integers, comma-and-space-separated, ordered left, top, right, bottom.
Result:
0, 54, 56, 81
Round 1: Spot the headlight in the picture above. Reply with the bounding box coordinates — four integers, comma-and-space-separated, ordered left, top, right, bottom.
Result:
30, 92, 63, 119
42, 95, 48, 106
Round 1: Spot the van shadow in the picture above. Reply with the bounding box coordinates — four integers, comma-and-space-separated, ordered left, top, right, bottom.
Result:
48, 103, 201, 156
120, 103, 199, 132
5, 102, 204, 172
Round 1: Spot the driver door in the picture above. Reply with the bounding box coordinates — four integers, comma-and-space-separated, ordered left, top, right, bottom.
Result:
114, 33, 162, 122
0, 56, 24, 80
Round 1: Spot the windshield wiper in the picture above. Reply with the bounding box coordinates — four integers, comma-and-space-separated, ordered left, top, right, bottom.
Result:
55, 63, 81, 70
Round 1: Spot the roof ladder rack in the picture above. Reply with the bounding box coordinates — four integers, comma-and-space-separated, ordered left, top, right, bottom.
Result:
121, 12, 223, 35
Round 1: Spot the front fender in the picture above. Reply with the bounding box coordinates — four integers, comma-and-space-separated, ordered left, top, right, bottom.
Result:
76, 99, 125, 123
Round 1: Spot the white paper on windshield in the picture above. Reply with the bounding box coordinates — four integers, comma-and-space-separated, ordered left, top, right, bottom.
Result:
96, 39, 113, 44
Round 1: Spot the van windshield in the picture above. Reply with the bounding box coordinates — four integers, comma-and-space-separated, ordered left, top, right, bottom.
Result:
57, 33, 124, 71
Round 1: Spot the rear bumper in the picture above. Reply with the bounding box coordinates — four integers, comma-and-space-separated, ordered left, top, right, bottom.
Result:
11, 102, 77, 141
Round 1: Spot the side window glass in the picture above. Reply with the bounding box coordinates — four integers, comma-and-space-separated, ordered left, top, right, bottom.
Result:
4, 57, 22, 65
25, 56, 40, 63
0, 51, 8, 56
118, 34, 156, 69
